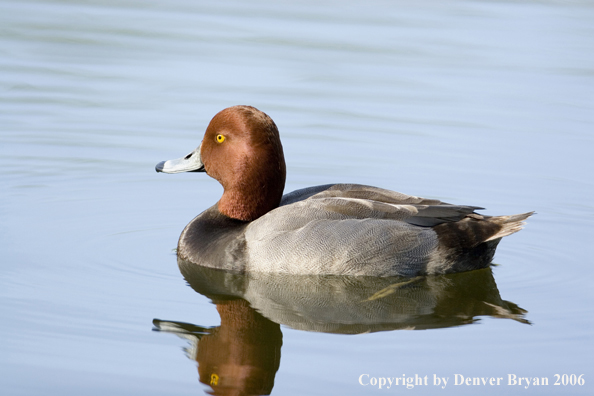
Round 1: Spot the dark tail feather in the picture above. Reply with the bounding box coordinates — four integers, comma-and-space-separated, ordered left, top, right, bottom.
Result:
485, 212, 535, 242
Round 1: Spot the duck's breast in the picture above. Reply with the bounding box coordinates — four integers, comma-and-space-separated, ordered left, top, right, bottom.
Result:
178, 205, 249, 271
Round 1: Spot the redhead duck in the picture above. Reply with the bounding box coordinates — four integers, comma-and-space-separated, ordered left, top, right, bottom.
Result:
156, 105, 532, 277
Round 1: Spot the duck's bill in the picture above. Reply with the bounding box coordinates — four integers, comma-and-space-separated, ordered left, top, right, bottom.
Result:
155, 145, 205, 173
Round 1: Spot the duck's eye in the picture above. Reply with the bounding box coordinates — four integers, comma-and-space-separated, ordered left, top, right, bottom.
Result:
216, 134, 225, 143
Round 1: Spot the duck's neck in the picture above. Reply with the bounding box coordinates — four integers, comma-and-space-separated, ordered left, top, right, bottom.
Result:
218, 163, 286, 222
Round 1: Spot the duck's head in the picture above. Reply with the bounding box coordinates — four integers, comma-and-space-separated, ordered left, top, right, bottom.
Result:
156, 106, 286, 221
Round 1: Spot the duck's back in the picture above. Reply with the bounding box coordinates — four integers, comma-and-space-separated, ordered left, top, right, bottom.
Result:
243, 184, 531, 276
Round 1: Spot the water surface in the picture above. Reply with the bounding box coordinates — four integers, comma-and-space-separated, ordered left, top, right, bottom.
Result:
1, 0, 593, 395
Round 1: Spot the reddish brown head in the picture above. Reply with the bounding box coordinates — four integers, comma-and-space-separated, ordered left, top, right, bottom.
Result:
198, 106, 286, 221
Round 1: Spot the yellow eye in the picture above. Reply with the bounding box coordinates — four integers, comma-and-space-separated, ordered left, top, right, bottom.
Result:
216, 134, 225, 143
210, 373, 219, 386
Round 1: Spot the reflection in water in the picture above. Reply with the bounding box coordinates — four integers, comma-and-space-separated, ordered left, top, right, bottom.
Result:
154, 262, 528, 394
155, 299, 281, 396
179, 260, 529, 332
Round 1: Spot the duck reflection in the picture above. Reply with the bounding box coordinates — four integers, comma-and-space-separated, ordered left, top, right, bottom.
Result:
153, 260, 528, 394
155, 298, 281, 396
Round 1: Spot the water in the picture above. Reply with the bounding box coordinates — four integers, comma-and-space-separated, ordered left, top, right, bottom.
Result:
1, 0, 593, 394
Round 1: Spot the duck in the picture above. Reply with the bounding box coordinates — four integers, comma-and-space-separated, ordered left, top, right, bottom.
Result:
156, 105, 532, 277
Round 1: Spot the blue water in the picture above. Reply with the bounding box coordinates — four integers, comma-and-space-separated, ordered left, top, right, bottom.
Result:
1, 0, 593, 395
